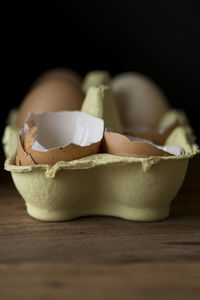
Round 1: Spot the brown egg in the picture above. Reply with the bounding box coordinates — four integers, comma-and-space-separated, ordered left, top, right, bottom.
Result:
101, 130, 174, 158
17, 78, 84, 128
31, 68, 82, 89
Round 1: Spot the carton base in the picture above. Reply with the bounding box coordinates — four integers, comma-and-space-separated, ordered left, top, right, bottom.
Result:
11, 158, 188, 222
26, 204, 170, 222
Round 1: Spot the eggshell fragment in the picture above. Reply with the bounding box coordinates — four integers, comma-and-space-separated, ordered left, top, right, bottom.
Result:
17, 78, 84, 128
130, 120, 180, 145
111, 72, 169, 131
102, 130, 184, 158
16, 134, 35, 166
20, 111, 104, 166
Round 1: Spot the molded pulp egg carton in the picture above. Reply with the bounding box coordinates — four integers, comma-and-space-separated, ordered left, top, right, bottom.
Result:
3, 72, 199, 222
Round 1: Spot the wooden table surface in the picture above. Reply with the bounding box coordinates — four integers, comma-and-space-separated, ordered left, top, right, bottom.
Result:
0, 156, 199, 299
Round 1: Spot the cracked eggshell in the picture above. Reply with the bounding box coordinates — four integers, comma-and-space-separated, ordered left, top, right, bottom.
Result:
130, 120, 180, 145
18, 111, 104, 166
101, 130, 178, 158
17, 77, 84, 128
16, 134, 35, 166
111, 72, 169, 131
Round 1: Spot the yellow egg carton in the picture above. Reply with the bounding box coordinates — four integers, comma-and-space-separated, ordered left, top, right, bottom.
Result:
3, 71, 199, 222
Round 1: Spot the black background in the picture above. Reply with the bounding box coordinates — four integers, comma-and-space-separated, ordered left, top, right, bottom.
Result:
2, 0, 200, 146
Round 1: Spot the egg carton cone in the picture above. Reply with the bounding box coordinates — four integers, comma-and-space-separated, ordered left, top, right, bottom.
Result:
3, 71, 199, 222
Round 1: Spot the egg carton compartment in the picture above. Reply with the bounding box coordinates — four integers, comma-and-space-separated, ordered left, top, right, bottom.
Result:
3, 71, 199, 222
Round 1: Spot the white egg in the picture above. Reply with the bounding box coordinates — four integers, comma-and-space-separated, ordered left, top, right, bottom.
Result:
111, 72, 169, 131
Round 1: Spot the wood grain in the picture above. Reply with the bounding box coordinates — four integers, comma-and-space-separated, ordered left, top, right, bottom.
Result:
0, 263, 200, 300
0, 156, 200, 299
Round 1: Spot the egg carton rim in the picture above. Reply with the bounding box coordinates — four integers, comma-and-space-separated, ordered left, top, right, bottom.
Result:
4, 148, 199, 177
3, 108, 199, 178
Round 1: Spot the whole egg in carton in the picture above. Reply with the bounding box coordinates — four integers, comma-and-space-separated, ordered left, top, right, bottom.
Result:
3, 69, 199, 221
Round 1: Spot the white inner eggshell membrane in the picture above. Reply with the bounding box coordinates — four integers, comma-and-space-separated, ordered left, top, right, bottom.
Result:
126, 135, 184, 156
23, 111, 104, 152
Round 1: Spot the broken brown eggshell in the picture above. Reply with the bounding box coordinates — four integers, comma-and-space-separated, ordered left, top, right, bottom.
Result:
101, 130, 184, 158
16, 134, 35, 166
16, 111, 104, 166
128, 120, 180, 146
